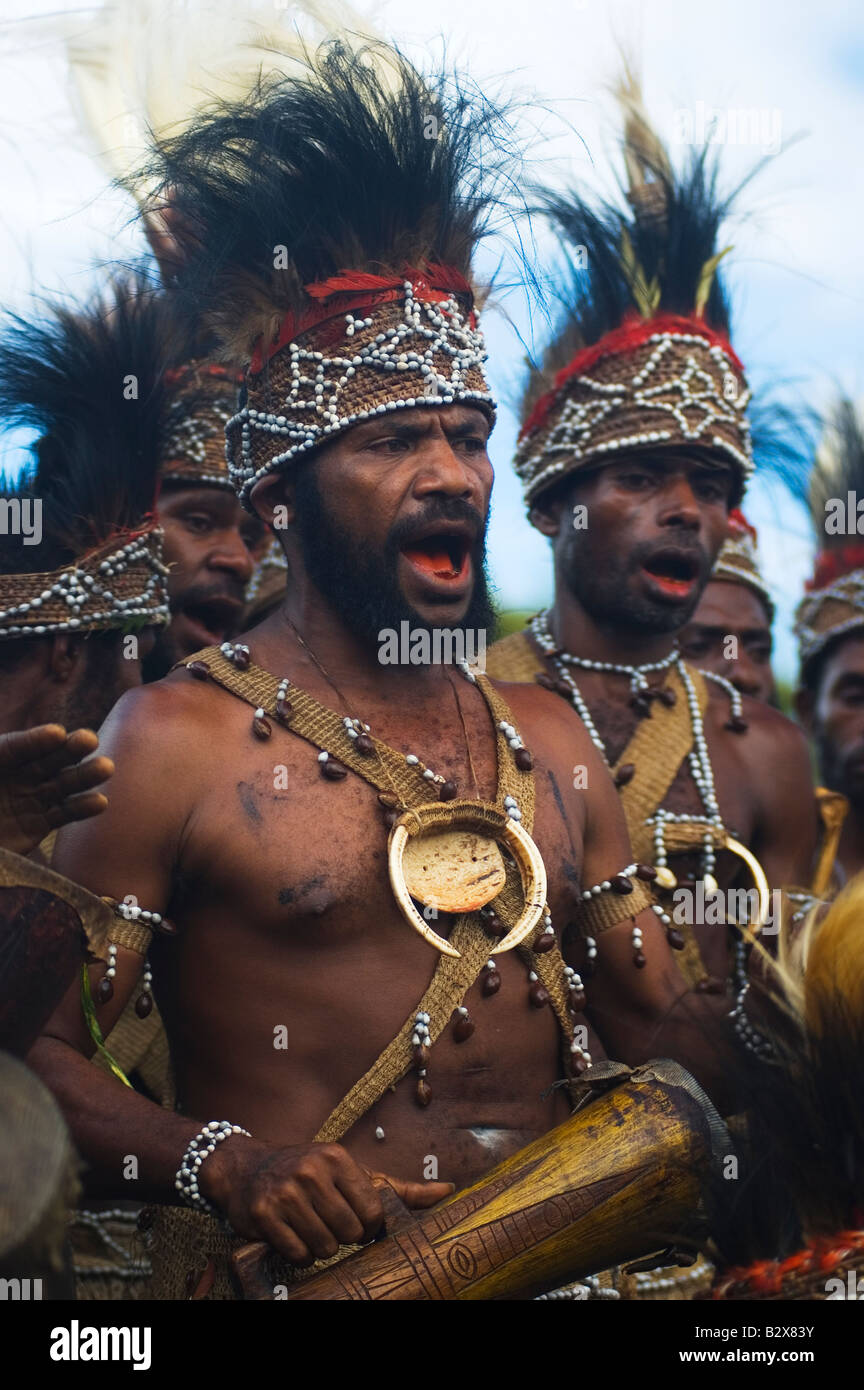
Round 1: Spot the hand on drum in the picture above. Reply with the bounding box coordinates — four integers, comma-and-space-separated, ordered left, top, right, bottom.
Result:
200, 1137, 453, 1265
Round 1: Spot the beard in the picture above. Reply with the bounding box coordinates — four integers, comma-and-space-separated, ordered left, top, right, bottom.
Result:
291, 465, 497, 650
562, 533, 711, 636
815, 728, 864, 808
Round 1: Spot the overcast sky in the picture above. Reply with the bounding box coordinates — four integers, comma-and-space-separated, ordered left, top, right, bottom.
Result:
1, 0, 862, 680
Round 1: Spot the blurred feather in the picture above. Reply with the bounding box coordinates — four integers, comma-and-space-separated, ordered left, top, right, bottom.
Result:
62, 0, 380, 200
139, 41, 526, 363
708, 878, 864, 1265
807, 398, 864, 543
0, 273, 175, 573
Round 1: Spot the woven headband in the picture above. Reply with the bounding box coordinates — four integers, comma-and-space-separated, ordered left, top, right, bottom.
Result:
712, 512, 773, 618
227, 267, 495, 511
515, 314, 753, 505
0, 527, 170, 641
795, 568, 864, 669
160, 361, 241, 492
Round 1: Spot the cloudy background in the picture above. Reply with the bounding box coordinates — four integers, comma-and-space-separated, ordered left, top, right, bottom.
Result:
1, 0, 862, 681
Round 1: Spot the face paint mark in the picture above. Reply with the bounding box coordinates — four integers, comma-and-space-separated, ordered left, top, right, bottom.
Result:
547, 768, 578, 860
237, 781, 262, 826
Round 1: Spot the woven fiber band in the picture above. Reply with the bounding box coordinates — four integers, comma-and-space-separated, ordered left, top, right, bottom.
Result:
712, 512, 773, 617
227, 280, 494, 510
0, 529, 170, 641
712, 537, 773, 616
795, 570, 864, 667
161, 361, 240, 490
573, 879, 656, 936
515, 318, 753, 505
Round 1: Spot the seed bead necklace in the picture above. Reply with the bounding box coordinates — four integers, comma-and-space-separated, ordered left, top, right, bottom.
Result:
530, 610, 746, 892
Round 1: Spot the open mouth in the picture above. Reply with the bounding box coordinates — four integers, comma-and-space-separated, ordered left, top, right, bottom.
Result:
400, 531, 473, 586
181, 596, 244, 643
641, 549, 701, 599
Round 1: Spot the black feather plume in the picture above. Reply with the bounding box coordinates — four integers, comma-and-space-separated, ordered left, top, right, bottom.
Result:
139, 40, 526, 362
521, 88, 771, 423
0, 273, 180, 575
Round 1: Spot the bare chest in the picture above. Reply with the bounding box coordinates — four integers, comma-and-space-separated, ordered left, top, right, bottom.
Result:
169, 702, 585, 949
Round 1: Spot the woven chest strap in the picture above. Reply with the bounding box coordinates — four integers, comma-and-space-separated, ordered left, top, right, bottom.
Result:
179, 648, 573, 1139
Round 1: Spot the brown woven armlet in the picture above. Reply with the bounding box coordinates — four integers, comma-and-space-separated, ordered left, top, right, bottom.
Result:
106, 918, 152, 956
572, 879, 656, 936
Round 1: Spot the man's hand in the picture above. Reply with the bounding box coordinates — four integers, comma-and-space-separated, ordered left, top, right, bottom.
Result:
201, 1138, 453, 1265
0, 724, 113, 856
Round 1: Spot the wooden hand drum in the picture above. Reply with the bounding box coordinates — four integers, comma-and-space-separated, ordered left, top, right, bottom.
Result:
232, 1058, 732, 1301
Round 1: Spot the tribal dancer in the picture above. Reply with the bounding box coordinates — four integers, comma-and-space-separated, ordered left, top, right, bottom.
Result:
795, 399, 864, 888
679, 510, 776, 705
487, 77, 817, 997
0, 280, 170, 741
32, 44, 736, 1300
0, 282, 168, 857
140, 354, 259, 676
0, 277, 174, 1296
57, 0, 345, 678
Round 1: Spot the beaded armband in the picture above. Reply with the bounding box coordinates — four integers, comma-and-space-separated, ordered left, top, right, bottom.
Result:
102, 897, 174, 956
573, 864, 658, 936
81, 896, 171, 1085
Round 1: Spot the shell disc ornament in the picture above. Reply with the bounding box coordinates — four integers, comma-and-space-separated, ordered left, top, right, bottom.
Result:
388, 801, 548, 957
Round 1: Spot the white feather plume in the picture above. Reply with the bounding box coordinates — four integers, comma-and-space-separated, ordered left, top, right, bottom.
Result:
62, 0, 384, 199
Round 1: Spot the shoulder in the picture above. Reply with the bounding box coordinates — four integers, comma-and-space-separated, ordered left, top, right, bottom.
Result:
96, 666, 247, 767
700, 679, 813, 807
485, 676, 600, 761
485, 631, 540, 683
703, 680, 809, 757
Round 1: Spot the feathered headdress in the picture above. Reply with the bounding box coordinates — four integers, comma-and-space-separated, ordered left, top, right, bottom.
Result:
514, 70, 756, 507
139, 39, 517, 508
58, 0, 367, 494
0, 276, 171, 638
712, 509, 774, 620
795, 398, 864, 675
709, 880, 864, 1299
62, 0, 375, 202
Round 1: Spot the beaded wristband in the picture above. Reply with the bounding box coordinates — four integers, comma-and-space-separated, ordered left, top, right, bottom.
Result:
175, 1121, 252, 1214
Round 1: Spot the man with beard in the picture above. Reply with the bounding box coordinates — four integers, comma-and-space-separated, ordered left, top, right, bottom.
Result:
487, 80, 817, 998
30, 48, 737, 1300
795, 399, 864, 887
678, 511, 777, 706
